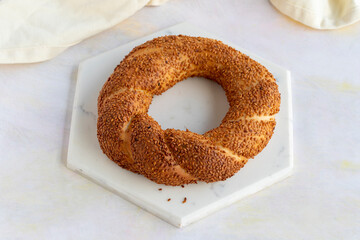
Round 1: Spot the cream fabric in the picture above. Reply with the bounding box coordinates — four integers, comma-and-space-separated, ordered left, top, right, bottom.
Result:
148, 0, 169, 6
270, 0, 360, 29
0, 0, 168, 64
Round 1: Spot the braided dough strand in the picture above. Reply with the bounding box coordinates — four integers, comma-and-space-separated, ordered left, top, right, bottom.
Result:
97, 35, 281, 186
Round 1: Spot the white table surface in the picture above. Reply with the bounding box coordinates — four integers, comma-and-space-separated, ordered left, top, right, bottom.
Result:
1, 0, 359, 239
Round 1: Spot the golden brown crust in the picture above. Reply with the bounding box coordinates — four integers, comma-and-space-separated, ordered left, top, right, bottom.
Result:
165, 129, 246, 182
97, 35, 281, 186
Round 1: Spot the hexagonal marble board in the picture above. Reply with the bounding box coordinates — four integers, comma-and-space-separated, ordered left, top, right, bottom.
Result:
67, 22, 293, 228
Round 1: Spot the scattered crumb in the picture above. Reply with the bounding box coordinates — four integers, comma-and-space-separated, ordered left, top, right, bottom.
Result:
167, 198, 171, 202
181, 185, 184, 188
158, 188, 162, 191
182, 197, 187, 204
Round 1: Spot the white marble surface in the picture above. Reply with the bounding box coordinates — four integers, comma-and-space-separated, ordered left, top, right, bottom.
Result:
67, 23, 293, 228
1, 0, 360, 239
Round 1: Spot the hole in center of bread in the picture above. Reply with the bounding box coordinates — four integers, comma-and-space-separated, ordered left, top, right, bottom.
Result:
148, 77, 229, 135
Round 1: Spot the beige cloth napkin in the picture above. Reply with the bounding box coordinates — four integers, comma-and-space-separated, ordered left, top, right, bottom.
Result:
270, 0, 360, 29
0, 0, 168, 64
2, 0, 358, 64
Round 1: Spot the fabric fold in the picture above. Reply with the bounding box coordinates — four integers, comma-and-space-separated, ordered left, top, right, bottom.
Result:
270, 0, 360, 29
0, 0, 168, 64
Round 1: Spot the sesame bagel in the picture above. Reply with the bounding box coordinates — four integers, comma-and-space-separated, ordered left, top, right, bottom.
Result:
97, 35, 281, 186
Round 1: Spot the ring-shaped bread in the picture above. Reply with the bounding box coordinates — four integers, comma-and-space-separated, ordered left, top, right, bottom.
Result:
97, 35, 281, 186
